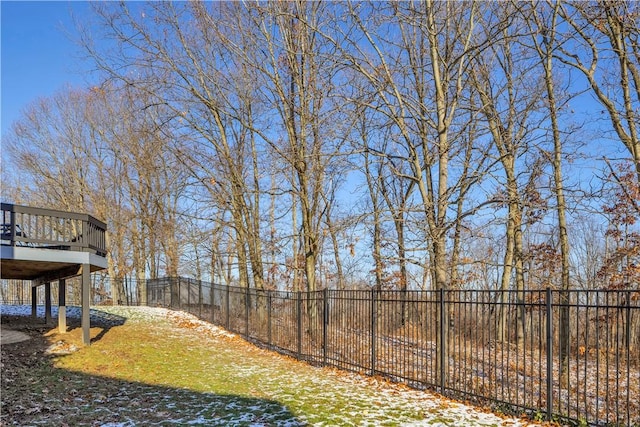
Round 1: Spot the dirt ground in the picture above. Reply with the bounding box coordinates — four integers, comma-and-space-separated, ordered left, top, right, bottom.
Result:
1, 315, 94, 426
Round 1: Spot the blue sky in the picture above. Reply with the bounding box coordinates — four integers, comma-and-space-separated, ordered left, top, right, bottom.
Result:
1, 1, 93, 136
0, 1, 627, 175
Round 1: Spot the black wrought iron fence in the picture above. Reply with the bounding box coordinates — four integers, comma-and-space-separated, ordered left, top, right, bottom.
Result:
2, 276, 637, 426
146, 279, 639, 426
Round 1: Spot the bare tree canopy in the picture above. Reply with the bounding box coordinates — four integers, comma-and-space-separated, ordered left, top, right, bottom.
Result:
2, 0, 638, 300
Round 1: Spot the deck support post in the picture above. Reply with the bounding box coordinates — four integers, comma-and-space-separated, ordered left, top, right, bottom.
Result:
82, 264, 91, 345
31, 285, 37, 320
58, 279, 67, 333
44, 282, 52, 324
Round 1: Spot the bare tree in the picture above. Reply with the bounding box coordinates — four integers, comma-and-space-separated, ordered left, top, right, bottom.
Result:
3, 87, 131, 304
228, 1, 351, 298
558, 1, 640, 184
471, 2, 551, 344
6, 89, 95, 212
524, 0, 574, 387
85, 82, 188, 302
83, 2, 268, 288
337, 0, 499, 383
4, 86, 150, 302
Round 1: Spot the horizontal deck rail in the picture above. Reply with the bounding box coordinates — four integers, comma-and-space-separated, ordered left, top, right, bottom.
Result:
1, 203, 107, 256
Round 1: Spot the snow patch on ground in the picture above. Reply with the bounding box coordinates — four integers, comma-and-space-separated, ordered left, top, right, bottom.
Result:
165, 310, 238, 339
145, 307, 543, 426
1, 304, 173, 326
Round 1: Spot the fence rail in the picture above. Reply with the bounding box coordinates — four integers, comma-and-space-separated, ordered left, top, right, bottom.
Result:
143, 278, 639, 426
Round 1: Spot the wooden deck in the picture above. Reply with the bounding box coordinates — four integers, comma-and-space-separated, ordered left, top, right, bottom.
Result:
1, 203, 108, 344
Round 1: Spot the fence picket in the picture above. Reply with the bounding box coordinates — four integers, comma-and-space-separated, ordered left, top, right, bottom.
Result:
546, 287, 553, 421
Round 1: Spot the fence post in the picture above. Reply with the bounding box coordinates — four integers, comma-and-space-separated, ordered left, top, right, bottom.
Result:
625, 292, 631, 350
546, 287, 553, 421
210, 283, 215, 324
170, 278, 174, 309
371, 288, 377, 376
297, 291, 302, 358
323, 288, 328, 366
439, 287, 446, 393
267, 291, 272, 347
199, 280, 203, 318
245, 286, 250, 338
226, 285, 230, 330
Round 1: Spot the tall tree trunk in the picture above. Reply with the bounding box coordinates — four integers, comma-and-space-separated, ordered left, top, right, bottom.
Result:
249, 128, 264, 290
512, 193, 526, 346
131, 220, 147, 305
291, 193, 300, 292
326, 216, 345, 290
532, 2, 572, 387
364, 149, 384, 291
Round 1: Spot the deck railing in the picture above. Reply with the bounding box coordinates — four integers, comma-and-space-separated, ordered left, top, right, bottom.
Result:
0, 203, 107, 256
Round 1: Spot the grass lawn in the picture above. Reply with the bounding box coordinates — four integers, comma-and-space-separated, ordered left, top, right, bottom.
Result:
1, 306, 542, 426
